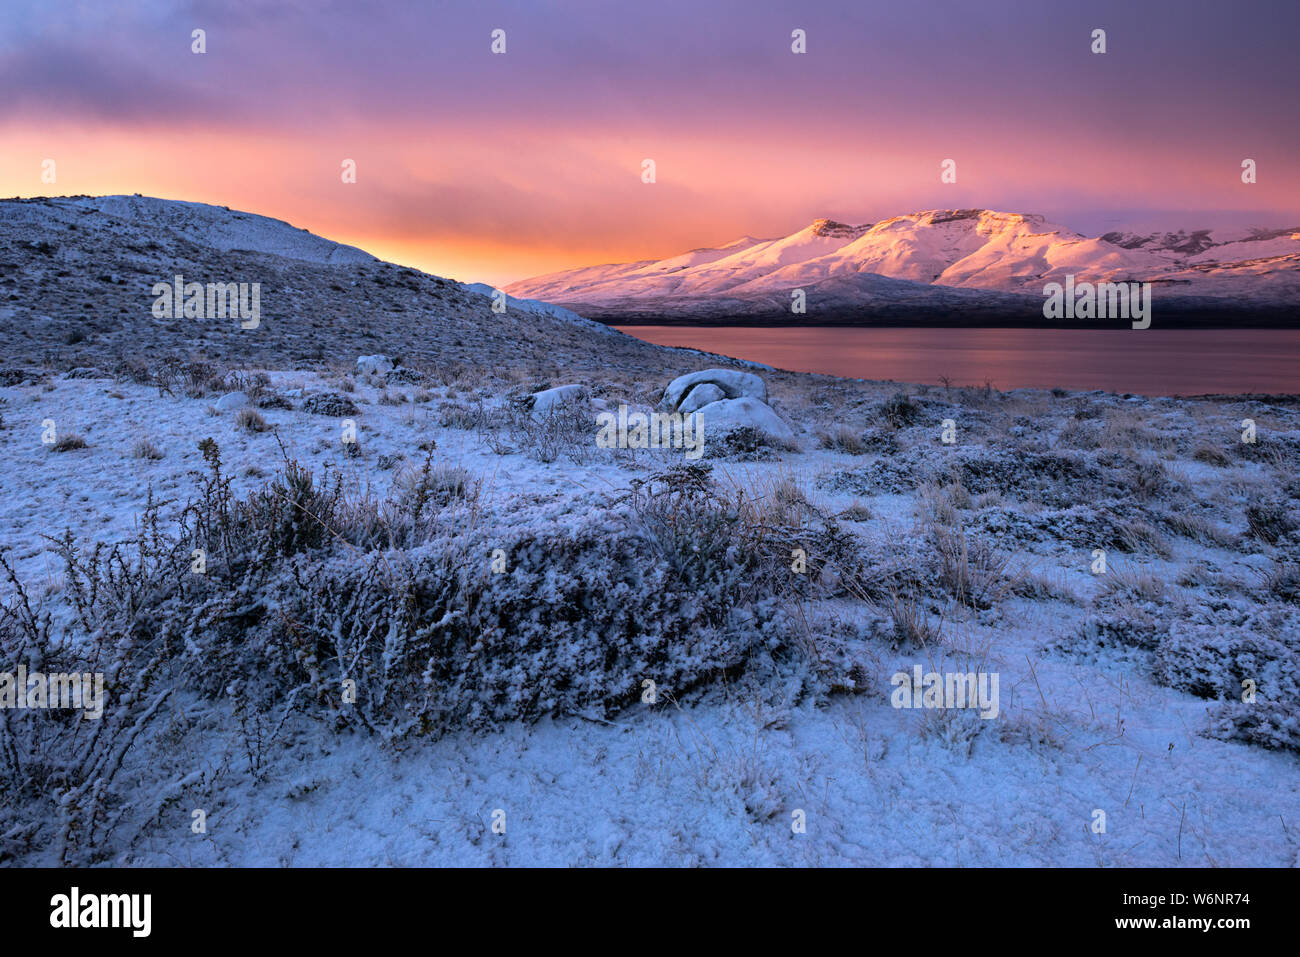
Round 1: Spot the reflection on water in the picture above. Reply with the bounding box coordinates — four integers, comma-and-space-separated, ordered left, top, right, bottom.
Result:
614, 326, 1300, 396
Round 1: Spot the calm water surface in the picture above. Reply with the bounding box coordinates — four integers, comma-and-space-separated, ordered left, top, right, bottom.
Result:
615, 327, 1300, 396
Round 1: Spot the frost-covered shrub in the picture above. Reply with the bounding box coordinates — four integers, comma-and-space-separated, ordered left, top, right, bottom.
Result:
830, 448, 1123, 509
708, 425, 796, 460
184, 361, 223, 398
0, 449, 818, 858
970, 503, 1169, 556
1263, 562, 1300, 604
1070, 611, 1163, 654
1245, 498, 1295, 545
1126, 457, 1179, 501
883, 591, 943, 646
256, 393, 294, 411
825, 450, 927, 495
437, 398, 488, 430
1205, 701, 1300, 753
388, 367, 425, 385
178, 439, 419, 575
389, 458, 477, 535
301, 392, 359, 417
183, 441, 348, 561
180, 514, 789, 740
713, 425, 765, 457
223, 369, 272, 404
1192, 444, 1231, 467
51, 433, 87, 452
0, 511, 181, 864
790, 613, 883, 697
1064, 600, 1300, 753
236, 407, 269, 432
131, 436, 164, 459
930, 525, 1014, 610
919, 705, 986, 758
497, 392, 598, 464
949, 451, 1104, 508
628, 463, 856, 600
1152, 611, 1299, 703
33, 452, 793, 754
879, 393, 921, 428
818, 424, 868, 455
148, 358, 222, 399
627, 463, 755, 594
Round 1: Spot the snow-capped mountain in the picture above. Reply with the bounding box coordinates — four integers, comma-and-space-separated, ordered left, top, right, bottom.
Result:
506, 209, 1300, 322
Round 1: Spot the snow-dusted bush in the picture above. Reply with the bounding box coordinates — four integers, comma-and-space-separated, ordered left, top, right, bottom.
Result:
222, 369, 273, 404
392, 459, 475, 515
2, 449, 852, 860
26, 451, 797, 755
1263, 562, 1300, 604
181, 439, 364, 562
929, 524, 1015, 609
1205, 701, 1300, 753
50, 433, 87, 452
1063, 599, 1300, 753
628, 463, 856, 601
188, 360, 221, 398
1152, 609, 1299, 703
131, 436, 164, 459
504, 392, 597, 464
0, 509, 181, 863
707, 425, 794, 460
879, 392, 921, 429
1069, 611, 1164, 654
1245, 498, 1295, 545
947, 451, 1106, 508
179, 508, 788, 741
301, 392, 359, 417
818, 424, 869, 455
235, 407, 269, 432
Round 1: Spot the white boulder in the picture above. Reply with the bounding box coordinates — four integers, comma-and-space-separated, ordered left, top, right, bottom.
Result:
214, 391, 249, 411
530, 384, 587, 415
678, 382, 726, 413
662, 369, 767, 411
357, 354, 394, 376
691, 396, 795, 444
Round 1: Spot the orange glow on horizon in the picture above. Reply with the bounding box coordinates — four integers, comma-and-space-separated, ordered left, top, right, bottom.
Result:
3, 119, 1297, 287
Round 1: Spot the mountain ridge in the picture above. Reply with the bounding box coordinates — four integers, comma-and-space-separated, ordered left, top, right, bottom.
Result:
506, 207, 1300, 325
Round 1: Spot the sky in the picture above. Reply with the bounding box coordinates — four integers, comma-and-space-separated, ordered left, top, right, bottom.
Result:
2, 0, 1298, 285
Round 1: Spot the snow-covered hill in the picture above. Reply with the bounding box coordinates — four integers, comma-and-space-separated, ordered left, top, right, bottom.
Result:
3, 194, 378, 265
0, 195, 645, 373
506, 209, 1300, 320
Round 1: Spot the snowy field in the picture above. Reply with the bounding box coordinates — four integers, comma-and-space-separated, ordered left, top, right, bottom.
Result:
2, 359, 1297, 866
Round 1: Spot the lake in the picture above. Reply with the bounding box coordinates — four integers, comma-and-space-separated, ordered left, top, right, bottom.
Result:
614, 326, 1300, 396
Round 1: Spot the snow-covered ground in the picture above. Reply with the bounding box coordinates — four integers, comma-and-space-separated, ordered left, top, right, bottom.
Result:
3, 363, 1297, 866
